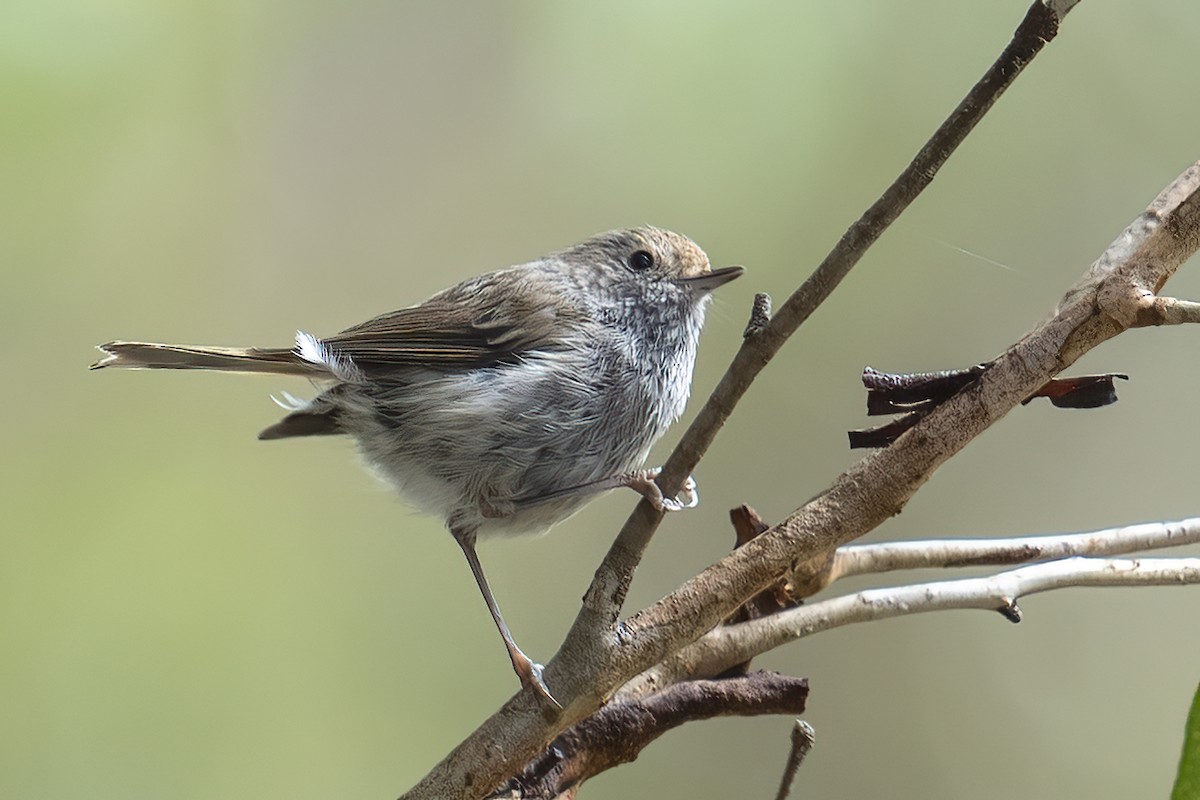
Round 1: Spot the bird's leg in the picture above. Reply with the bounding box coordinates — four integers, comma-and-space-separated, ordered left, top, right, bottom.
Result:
488, 468, 699, 516
450, 524, 561, 709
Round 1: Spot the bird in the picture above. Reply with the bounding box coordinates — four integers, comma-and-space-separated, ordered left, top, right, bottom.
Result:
92, 226, 743, 705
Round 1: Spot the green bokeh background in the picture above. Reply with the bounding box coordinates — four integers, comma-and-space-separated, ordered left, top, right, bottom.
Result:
5, 2, 1199, 798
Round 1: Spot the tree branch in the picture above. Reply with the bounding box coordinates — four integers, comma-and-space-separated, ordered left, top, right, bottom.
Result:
401, 137, 1200, 800
567, 0, 1080, 640
496, 513, 1200, 781
619, 515, 1200, 698
606, 158, 1200, 693
773, 720, 816, 800
395, 6, 1200, 799
489, 672, 808, 800
624, 557, 1200, 696
825, 517, 1200, 585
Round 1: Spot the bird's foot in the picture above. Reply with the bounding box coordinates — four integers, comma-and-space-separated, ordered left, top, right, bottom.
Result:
617, 469, 699, 512
513, 653, 561, 709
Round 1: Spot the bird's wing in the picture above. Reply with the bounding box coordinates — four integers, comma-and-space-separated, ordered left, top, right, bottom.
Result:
320, 271, 580, 372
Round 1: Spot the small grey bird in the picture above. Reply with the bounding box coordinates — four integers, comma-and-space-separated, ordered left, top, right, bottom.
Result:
92, 226, 743, 704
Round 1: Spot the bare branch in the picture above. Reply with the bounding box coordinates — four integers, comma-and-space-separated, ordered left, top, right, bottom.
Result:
743, 292, 773, 338
827, 517, 1200, 583
1133, 296, 1200, 326
489, 673, 808, 800
398, 7, 1200, 799
774, 720, 816, 800
567, 0, 1080, 640
608, 160, 1200, 696
402, 150, 1200, 800
624, 558, 1200, 696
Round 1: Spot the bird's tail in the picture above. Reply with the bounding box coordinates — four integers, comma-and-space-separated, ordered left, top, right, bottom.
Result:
90, 340, 330, 377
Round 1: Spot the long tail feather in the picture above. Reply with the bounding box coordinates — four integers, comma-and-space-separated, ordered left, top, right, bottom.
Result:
90, 341, 330, 377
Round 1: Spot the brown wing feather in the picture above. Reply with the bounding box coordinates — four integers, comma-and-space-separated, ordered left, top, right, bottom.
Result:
321, 271, 576, 371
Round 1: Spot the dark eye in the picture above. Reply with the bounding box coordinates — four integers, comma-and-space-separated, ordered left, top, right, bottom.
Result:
629, 250, 655, 271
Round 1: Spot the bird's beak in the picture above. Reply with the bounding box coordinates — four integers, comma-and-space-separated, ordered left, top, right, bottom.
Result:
676, 265, 744, 292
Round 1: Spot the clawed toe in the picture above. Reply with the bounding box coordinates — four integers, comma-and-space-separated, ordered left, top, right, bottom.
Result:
517, 659, 562, 709
619, 469, 700, 512
674, 475, 699, 510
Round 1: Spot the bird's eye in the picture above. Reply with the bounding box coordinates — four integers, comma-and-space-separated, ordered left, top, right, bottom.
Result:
629, 250, 655, 271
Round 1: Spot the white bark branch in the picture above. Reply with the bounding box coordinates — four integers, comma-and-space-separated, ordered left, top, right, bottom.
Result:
622, 557, 1200, 698
1145, 296, 1200, 326
827, 517, 1200, 582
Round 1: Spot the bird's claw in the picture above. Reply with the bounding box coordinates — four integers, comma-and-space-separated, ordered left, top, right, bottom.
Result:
518, 660, 562, 709
623, 469, 699, 513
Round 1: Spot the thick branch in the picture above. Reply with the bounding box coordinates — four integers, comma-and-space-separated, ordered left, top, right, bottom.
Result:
491, 672, 808, 800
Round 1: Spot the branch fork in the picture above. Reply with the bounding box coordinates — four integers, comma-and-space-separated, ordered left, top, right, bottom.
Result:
400, 2, 1200, 796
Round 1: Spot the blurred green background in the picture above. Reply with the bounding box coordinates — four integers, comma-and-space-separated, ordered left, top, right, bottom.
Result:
4, 1, 1199, 798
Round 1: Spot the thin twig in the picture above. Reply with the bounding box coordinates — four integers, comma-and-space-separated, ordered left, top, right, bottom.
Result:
1133, 296, 1200, 326
623, 557, 1200, 696
826, 517, 1200, 583
774, 720, 815, 800
744, 292, 773, 338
